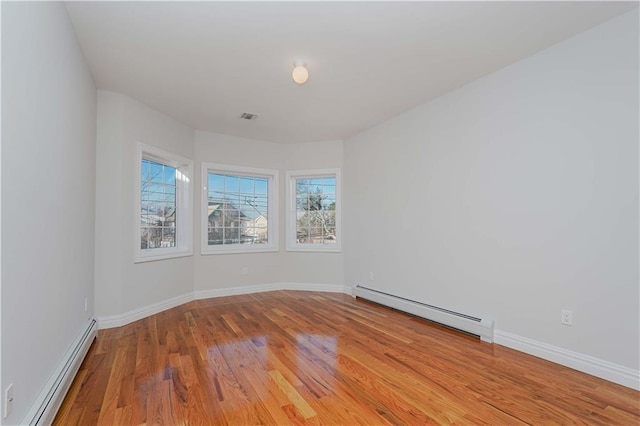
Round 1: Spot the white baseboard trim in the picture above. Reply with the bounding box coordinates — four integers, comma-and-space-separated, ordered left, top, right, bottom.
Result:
98, 283, 350, 329
494, 329, 640, 391
98, 292, 194, 329
22, 318, 97, 425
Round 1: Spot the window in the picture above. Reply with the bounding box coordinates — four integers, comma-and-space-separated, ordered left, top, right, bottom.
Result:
286, 169, 341, 252
135, 143, 193, 262
201, 163, 278, 254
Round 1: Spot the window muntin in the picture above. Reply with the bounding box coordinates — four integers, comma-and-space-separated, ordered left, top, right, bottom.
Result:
202, 163, 278, 254
287, 169, 341, 252
136, 144, 193, 262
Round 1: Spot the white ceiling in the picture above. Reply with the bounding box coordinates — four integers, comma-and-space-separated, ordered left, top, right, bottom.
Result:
66, 1, 637, 144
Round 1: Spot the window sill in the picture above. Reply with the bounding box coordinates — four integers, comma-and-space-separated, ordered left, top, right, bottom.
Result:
201, 246, 279, 255
286, 245, 342, 253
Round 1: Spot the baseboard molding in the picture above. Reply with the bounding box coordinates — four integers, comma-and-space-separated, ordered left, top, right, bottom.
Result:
494, 329, 640, 391
99, 283, 350, 329
98, 292, 194, 329
22, 318, 97, 425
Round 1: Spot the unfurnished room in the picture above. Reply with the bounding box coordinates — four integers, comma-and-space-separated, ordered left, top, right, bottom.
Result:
1, 1, 639, 425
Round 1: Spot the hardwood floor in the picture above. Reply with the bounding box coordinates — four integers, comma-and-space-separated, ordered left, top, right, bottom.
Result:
54, 291, 639, 425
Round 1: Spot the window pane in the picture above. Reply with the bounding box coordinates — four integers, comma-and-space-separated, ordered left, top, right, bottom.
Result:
141, 158, 178, 251
140, 229, 150, 249
164, 192, 176, 204
222, 213, 235, 227
254, 195, 268, 216
162, 206, 175, 223
141, 227, 162, 249
141, 188, 151, 202
255, 179, 268, 195
209, 174, 224, 193
296, 195, 308, 210
149, 162, 163, 183
294, 175, 337, 247
297, 226, 310, 243
322, 185, 336, 195
161, 227, 176, 248
209, 190, 224, 201
296, 182, 309, 194
207, 171, 271, 248
224, 175, 239, 192
145, 183, 162, 202
163, 166, 176, 185
141, 160, 150, 181
239, 177, 254, 194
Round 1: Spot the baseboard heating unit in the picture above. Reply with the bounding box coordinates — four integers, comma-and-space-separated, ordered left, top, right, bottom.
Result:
23, 318, 97, 425
352, 285, 494, 343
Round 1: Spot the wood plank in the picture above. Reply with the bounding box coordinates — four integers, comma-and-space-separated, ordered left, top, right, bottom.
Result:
268, 370, 317, 420
97, 335, 130, 425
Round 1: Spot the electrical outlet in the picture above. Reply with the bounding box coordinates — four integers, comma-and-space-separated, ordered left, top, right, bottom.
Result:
561, 309, 573, 326
241, 266, 249, 275
4, 383, 14, 419
369, 272, 374, 281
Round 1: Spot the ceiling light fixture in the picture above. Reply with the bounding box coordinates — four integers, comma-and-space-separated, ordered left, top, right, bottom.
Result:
292, 62, 309, 85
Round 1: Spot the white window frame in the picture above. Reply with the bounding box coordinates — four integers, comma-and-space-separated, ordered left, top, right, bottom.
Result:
286, 168, 342, 252
135, 143, 193, 263
201, 162, 279, 255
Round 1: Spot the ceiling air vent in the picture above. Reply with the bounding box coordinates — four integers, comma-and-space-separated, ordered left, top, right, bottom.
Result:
240, 112, 259, 121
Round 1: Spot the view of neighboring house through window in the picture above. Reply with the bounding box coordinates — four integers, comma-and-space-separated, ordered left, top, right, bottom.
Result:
296, 177, 336, 243
136, 143, 193, 262
141, 159, 177, 249
202, 163, 278, 254
286, 169, 341, 252
207, 173, 268, 245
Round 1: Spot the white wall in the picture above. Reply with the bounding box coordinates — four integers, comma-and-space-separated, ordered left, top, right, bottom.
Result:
193, 132, 344, 292
95, 91, 194, 317
193, 132, 284, 291
344, 10, 639, 370
1, 2, 97, 423
3, 4, 635, 421
95, 101, 344, 317
282, 141, 344, 286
